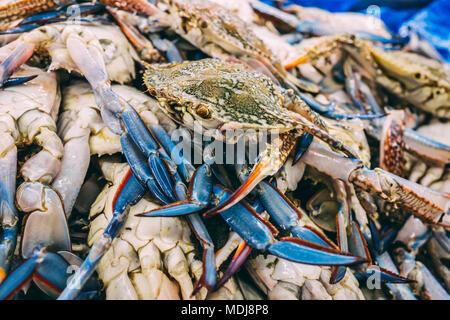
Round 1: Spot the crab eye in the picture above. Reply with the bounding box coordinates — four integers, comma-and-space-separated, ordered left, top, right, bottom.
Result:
199, 19, 208, 29
196, 104, 212, 119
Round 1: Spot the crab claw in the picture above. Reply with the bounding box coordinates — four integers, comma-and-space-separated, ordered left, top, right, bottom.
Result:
0, 146, 19, 277
0, 250, 97, 300
135, 126, 217, 295
292, 132, 313, 165
212, 185, 367, 266
58, 169, 146, 300
375, 252, 417, 300
137, 164, 212, 217
255, 181, 332, 248
0, 250, 63, 300
120, 108, 177, 203
0, 24, 40, 35
2, 75, 38, 88
203, 133, 298, 218
348, 217, 411, 283
121, 133, 171, 204
0, 42, 35, 87
17, 3, 105, 27
189, 213, 217, 295
214, 241, 252, 291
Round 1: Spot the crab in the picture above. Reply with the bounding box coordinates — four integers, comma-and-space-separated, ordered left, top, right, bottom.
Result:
0, 0, 74, 28
143, 58, 361, 213
286, 35, 450, 118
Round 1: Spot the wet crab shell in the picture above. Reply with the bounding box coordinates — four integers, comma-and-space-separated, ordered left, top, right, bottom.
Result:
143, 58, 298, 132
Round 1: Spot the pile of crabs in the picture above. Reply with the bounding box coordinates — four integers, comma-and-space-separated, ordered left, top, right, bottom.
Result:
0, 0, 448, 300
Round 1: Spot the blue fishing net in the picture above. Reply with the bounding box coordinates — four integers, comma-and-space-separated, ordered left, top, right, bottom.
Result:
262, 0, 450, 62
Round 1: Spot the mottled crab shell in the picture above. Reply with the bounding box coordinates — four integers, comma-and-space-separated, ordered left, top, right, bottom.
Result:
0, 0, 72, 25
167, 0, 275, 61
143, 58, 297, 131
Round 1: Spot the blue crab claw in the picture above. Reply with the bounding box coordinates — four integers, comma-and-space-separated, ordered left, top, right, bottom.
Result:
2, 75, 38, 88
0, 24, 40, 35
0, 250, 62, 300
58, 170, 146, 300
255, 181, 331, 248
375, 252, 417, 300
348, 218, 410, 283
120, 108, 177, 202
138, 124, 217, 295
121, 133, 170, 204
202, 133, 301, 218
0, 43, 35, 88
292, 132, 313, 165
212, 185, 367, 266
17, 3, 105, 27
299, 93, 386, 120
137, 164, 212, 217
147, 124, 195, 181
367, 216, 382, 254
214, 241, 252, 291
0, 147, 19, 278
188, 214, 217, 295
0, 250, 97, 300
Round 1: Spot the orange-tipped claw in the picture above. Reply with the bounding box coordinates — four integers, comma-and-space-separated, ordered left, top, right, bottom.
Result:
284, 56, 307, 70
214, 241, 252, 291
203, 159, 270, 218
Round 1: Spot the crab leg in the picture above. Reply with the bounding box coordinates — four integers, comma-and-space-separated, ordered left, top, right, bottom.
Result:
0, 0, 75, 26
203, 115, 360, 218
212, 185, 367, 267
121, 133, 172, 204
64, 31, 177, 203
0, 42, 35, 87
301, 142, 450, 227
346, 215, 410, 283
0, 250, 97, 300
58, 168, 146, 300
0, 3, 106, 35
348, 61, 450, 166
375, 252, 417, 300
136, 126, 217, 293
0, 146, 19, 279
299, 92, 386, 120
249, 1, 399, 45
106, 6, 162, 62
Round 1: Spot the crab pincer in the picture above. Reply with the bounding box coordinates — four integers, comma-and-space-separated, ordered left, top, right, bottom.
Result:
211, 184, 367, 267
0, 3, 106, 35
58, 169, 146, 300
64, 32, 178, 203
135, 128, 217, 294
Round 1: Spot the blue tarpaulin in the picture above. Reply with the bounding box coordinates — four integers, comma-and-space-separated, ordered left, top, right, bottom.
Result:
262, 0, 450, 62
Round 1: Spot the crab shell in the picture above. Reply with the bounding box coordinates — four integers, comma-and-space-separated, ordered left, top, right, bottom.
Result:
143, 58, 298, 135
165, 0, 275, 62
